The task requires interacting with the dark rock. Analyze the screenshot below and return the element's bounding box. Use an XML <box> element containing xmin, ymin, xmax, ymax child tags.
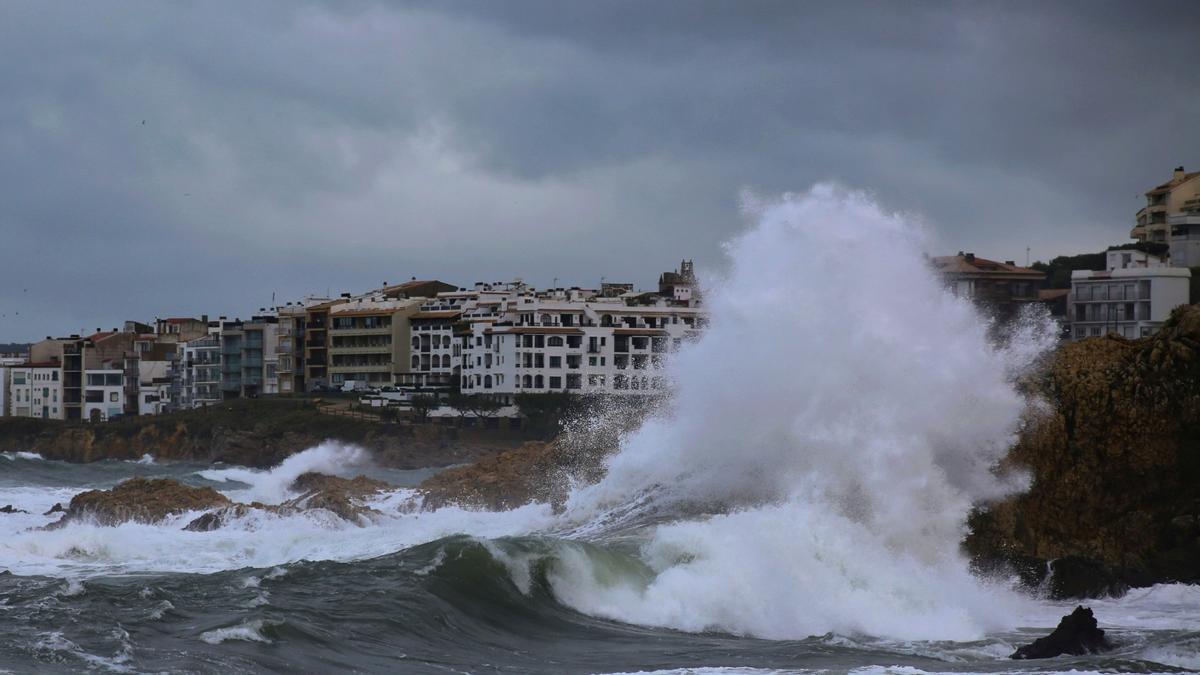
<box><xmin>182</xmin><ymin>511</ymin><xmax>224</xmax><ymax>532</ymax></box>
<box><xmin>1048</xmin><ymin>556</ymin><xmax>1128</xmax><ymax>600</ymax></box>
<box><xmin>1012</xmin><ymin>606</ymin><xmax>1112</xmax><ymax>659</ymax></box>
<box><xmin>43</xmin><ymin>503</ymin><xmax>63</xmax><ymax>515</ymax></box>
<box><xmin>180</xmin><ymin>474</ymin><xmax>397</xmax><ymax>532</ymax></box>
<box><xmin>0</xmin><ymin>504</ymin><xmax>29</xmax><ymax>514</ymax></box>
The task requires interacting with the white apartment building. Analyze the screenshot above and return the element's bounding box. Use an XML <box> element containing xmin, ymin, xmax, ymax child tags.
<box><xmin>1069</xmin><ymin>250</ymin><xmax>1191</xmax><ymax>339</ymax></box>
<box><xmin>83</xmin><ymin>368</ymin><xmax>125</xmax><ymax>421</ymax></box>
<box><xmin>181</xmin><ymin>334</ymin><xmax>222</xmax><ymax>408</ymax></box>
<box><xmin>0</xmin><ymin>356</ymin><xmax>23</xmax><ymax>416</ymax></box>
<box><xmin>457</xmin><ymin>284</ymin><xmax>704</xmax><ymax>398</ymax></box>
<box><xmin>8</xmin><ymin>364</ymin><xmax>64</xmax><ymax>419</ymax></box>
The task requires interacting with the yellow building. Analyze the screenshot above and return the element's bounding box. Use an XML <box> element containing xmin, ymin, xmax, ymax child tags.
<box><xmin>1132</xmin><ymin>166</ymin><xmax>1200</xmax><ymax>244</ymax></box>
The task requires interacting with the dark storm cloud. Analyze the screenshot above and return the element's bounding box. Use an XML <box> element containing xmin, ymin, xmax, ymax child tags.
<box><xmin>1</xmin><ymin>0</ymin><xmax>1198</xmax><ymax>341</ymax></box>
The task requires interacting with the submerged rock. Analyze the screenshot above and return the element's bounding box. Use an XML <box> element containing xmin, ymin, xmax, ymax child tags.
<box><xmin>45</xmin><ymin>477</ymin><xmax>231</xmax><ymax>528</ymax></box>
<box><xmin>0</xmin><ymin>504</ymin><xmax>30</xmax><ymax>514</ymax></box>
<box><xmin>1011</xmin><ymin>606</ymin><xmax>1112</xmax><ymax>659</ymax></box>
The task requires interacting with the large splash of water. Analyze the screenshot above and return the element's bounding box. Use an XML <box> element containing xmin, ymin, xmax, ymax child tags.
<box><xmin>549</xmin><ymin>185</ymin><xmax>1058</xmax><ymax>640</ymax></box>
<box><xmin>0</xmin><ymin>185</ymin><xmax>1062</xmax><ymax>643</ymax></box>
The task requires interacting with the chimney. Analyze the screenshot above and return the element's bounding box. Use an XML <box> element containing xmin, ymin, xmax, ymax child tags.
<box><xmin>965</xmin><ymin>253</ymin><xmax>975</xmax><ymax>263</ymax></box>
<box><xmin>1175</xmin><ymin>166</ymin><xmax>1187</xmax><ymax>181</ymax></box>
<box><xmin>1005</xmin><ymin>260</ymin><xmax>1015</xmax><ymax>266</ymax></box>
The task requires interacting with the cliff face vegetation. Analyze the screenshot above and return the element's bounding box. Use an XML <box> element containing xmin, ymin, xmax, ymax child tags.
<box><xmin>0</xmin><ymin>399</ymin><xmax>528</xmax><ymax>468</ymax></box>
<box><xmin>968</xmin><ymin>305</ymin><xmax>1200</xmax><ymax>594</ymax></box>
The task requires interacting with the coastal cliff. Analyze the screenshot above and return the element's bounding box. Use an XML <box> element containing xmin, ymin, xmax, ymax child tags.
<box><xmin>967</xmin><ymin>304</ymin><xmax>1200</xmax><ymax>595</ymax></box>
<box><xmin>0</xmin><ymin>399</ymin><xmax>529</xmax><ymax>469</ymax></box>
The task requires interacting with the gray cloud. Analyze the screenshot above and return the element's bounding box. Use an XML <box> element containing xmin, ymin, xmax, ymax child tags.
<box><xmin>1</xmin><ymin>0</ymin><xmax>1198</xmax><ymax>341</ymax></box>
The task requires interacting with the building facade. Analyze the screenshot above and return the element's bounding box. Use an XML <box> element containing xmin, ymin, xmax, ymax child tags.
<box><xmin>455</xmin><ymin>280</ymin><xmax>704</xmax><ymax>399</ymax></box>
<box><xmin>83</xmin><ymin>368</ymin><xmax>125</xmax><ymax>421</ymax></box>
<box><xmin>1132</xmin><ymin>166</ymin><xmax>1200</xmax><ymax>246</ymax></box>
<box><xmin>327</xmin><ymin>297</ymin><xmax>422</xmax><ymax>388</ymax></box>
<box><xmin>219</xmin><ymin>317</ymin><xmax>279</xmax><ymax>399</ymax></box>
<box><xmin>931</xmin><ymin>253</ymin><xmax>1046</xmax><ymax>322</ymax></box>
<box><xmin>1069</xmin><ymin>250</ymin><xmax>1191</xmax><ymax>339</ymax></box>
<box><xmin>180</xmin><ymin>334</ymin><xmax>221</xmax><ymax>408</ymax></box>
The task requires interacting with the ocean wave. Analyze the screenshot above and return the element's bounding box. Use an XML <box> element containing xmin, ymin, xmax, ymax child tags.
<box><xmin>200</xmin><ymin>619</ymin><xmax>278</xmax><ymax>644</ymax></box>
<box><xmin>198</xmin><ymin>442</ymin><xmax>371</xmax><ymax>504</ymax></box>
<box><xmin>1</xmin><ymin>451</ymin><xmax>45</xmax><ymax>461</ymax></box>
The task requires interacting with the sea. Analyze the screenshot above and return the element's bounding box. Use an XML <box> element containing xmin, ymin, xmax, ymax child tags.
<box><xmin>2</xmin><ymin>186</ymin><xmax>1197</xmax><ymax>673</ymax></box>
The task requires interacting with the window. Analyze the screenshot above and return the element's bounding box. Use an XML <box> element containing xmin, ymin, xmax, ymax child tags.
<box><xmin>110</xmin><ymin>392</ymin><xmax>119</xmax><ymax>402</ymax></box>
<box><xmin>549</xmin><ymin>356</ymin><xmax>562</xmax><ymax>368</ymax></box>
<box><xmin>549</xmin><ymin>376</ymin><xmax>562</xmax><ymax>389</ymax></box>
<box><xmin>547</xmin><ymin>336</ymin><xmax>564</xmax><ymax>347</ymax></box>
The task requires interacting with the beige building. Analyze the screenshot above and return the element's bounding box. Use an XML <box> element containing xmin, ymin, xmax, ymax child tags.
<box><xmin>303</xmin><ymin>279</ymin><xmax>457</xmax><ymax>391</ymax></box>
<box><xmin>327</xmin><ymin>297</ymin><xmax>423</xmax><ymax>388</ymax></box>
<box><xmin>1131</xmin><ymin>166</ymin><xmax>1200</xmax><ymax>245</ymax></box>
<box><xmin>931</xmin><ymin>253</ymin><xmax>1045</xmax><ymax>322</ymax></box>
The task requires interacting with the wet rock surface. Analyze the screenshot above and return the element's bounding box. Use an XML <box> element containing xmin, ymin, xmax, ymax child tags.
<box><xmin>43</xmin><ymin>473</ymin><xmax>397</xmax><ymax>531</ymax></box>
<box><xmin>418</xmin><ymin>438</ymin><xmax>609</xmax><ymax>511</ymax></box>
<box><xmin>1011</xmin><ymin>606</ymin><xmax>1112</xmax><ymax>659</ymax></box>
<box><xmin>967</xmin><ymin>305</ymin><xmax>1200</xmax><ymax>595</ymax></box>
<box><xmin>1</xmin><ymin>504</ymin><xmax>30</xmax><ymax>514</ymax></box>
<box><xmin>47</xmin><ymin>477</ymin><xmax>231</xmax><ymax>528</ymax></box>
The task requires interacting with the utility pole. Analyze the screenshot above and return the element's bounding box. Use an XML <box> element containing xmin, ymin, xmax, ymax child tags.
<box><xmin>1026</xmin><ymin>246</ymin><xmax>1031</xmax><ymax>267</ymax></box>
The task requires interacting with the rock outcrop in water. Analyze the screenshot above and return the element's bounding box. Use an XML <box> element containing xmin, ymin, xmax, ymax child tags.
<box><xmin>1011</xmin><ymin>606</ymin><xmax>1112</xmax><ymax>659</ymax></box>
<box><xmin>46</xmin><ymin>473</ymin><xmax>395</xmax><ymax>530</ymax></box>
<box><xmin>968</xmin><ymin>305</ymin><xmax>1200</xmax><ymax>596</ymax></box>
<box><xmin>47</xmin><ymin>477</ymin><xmax>232</xmax><ymax>528</ymax></box>
<box><xmin>418</xmin><ymin>438</ymin><xmax>609</xmax><ymax>511</ymax></box>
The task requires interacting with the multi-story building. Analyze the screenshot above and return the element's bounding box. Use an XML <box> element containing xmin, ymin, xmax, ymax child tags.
<box><xmin>180</xmin><ymin>334</ymin><xmax>221</xmax><ymax>408</ymax></box>
<box><xmin>83</xmin><ymin>367</ymin><xmax>125</xmax><ymax>421</ymax></box>
<box><xmin>218</xmin><ymin>316</ymin><xmax>279</xmax><ymax>399</ymax></box>
<box><xmin>455</xmin><ymin>273</ymin><xmax>705</xmax><ymax>400</ymax></box>
<box><xmin>327</xmin><ymin>296</ymin><xmax>423</xmax><ymax>389</ymax></box>
<box><xmin>1132</xmin><ymin>166</ymin><xmax>1200</xmax><ymax>246</ymax></box>
<box><xmin>274</xmin><ymin>302</ymin><xmax>313</xmax><ymax>395</ymax></box>
<box><xmin>931</xmin><ymin>253</ymin><xmax>1046</xmax><ymax>322</ymax></box>
<box><xmin>1069</xmin><ymin>250</ymin><xmax>1191</xmax><ymax>339</ymax></box>
<box><xmin>303</xmin><ymin>280</ymin><xmax>456</xmax><ymax>391</ymax></box>
<box><xmin>8</xmin><ymin>364</ymin><xmax>64</xmax><ymax>419</ymax></box>
<box><xmin>154</xmin><ymin>317</ymin><xmax>211</xmax><ymax>343</ymax></box>
<box><xmin>0</xmin><ymin>356</ymin><xmax>24</xmax><ymax>417</ymax></box>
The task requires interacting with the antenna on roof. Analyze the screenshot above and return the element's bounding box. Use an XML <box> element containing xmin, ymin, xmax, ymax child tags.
<box><xmin>1026</xmin><ymin>246</ymin><xmax>1030</xmax><ymax>267</ymax></box>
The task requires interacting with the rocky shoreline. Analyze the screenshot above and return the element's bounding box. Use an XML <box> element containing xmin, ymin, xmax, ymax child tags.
<box><xmin>0</xmin><ymin>398</ymin><xmax>533</xmax><ymax>469</ymax></box>
<box><xmin>3</xmin><ymin>308</ymin><xmax>1198</xmax><ymax>599</ymax></box>
<box><xmin>966</xmin><ymin>305</ymin><xmax>1200</xmax><ymax>597</ymax></box>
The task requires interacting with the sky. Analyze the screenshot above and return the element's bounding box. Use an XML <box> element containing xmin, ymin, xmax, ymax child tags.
<box><xmin>2</xmin><ymin>1</ymin><xmax>1198</xmax><ymax>342</ymax></box>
